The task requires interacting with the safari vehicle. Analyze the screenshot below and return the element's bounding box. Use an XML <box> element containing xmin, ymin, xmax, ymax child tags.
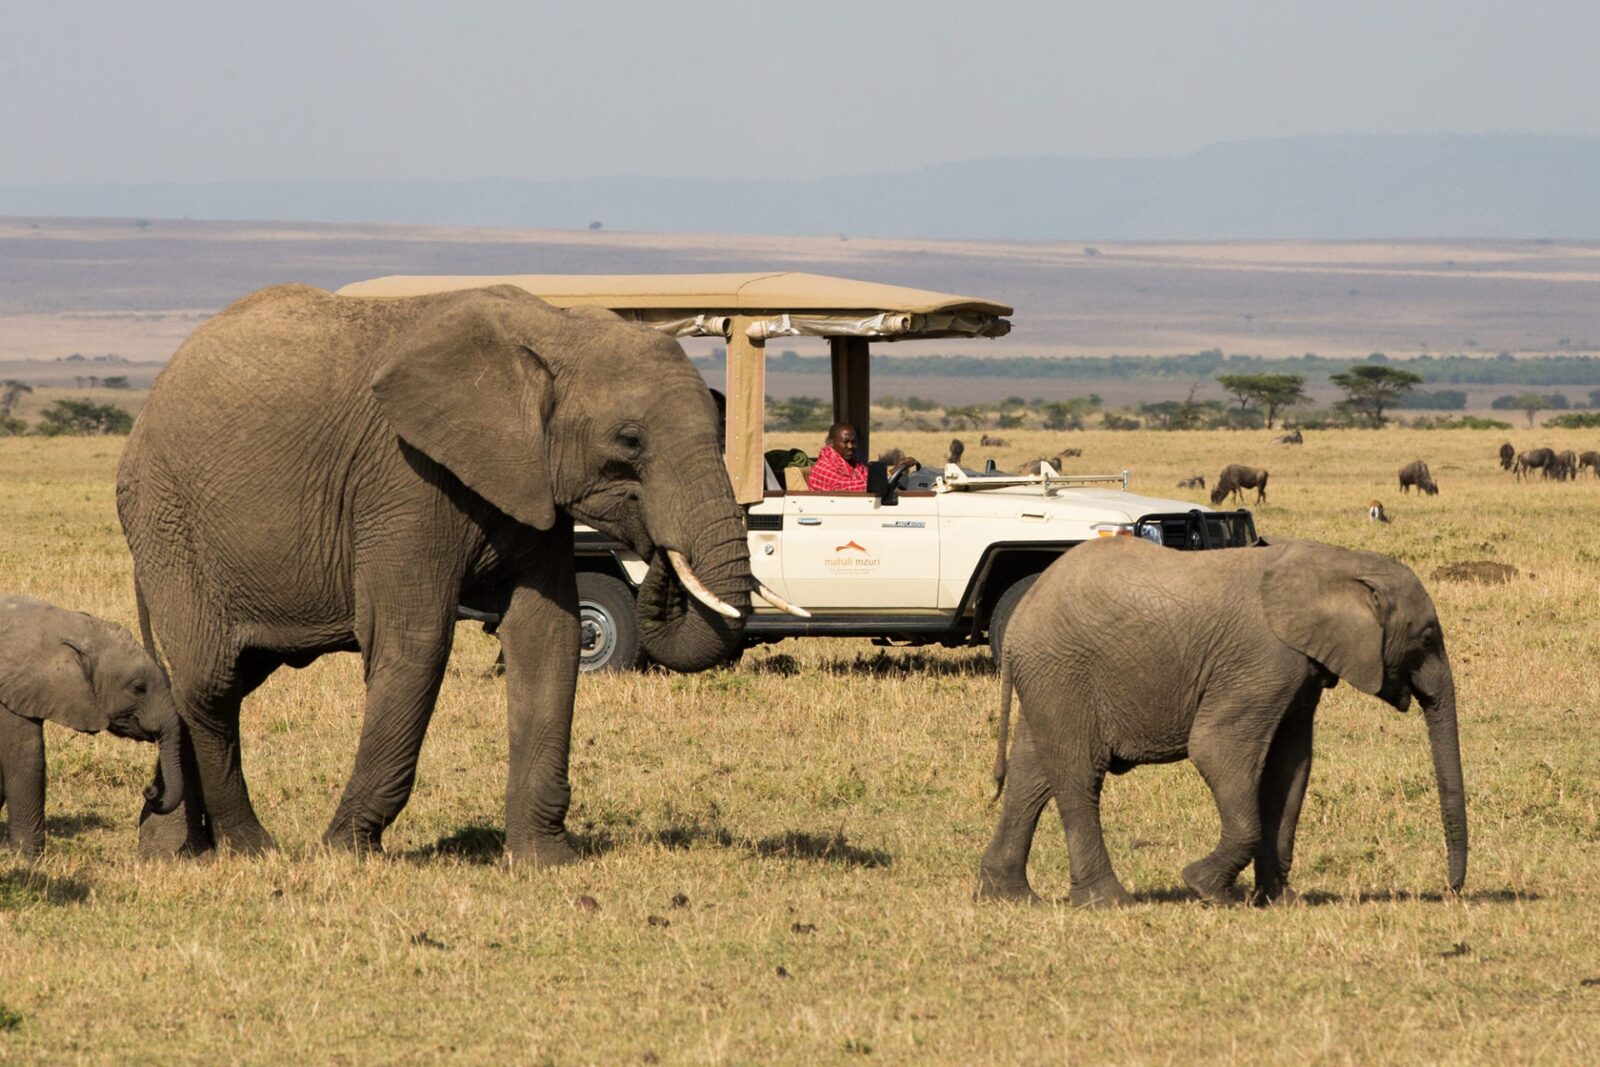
<box><xmin>336</xmin><ymin>272</ymin><xmax>1258</xmax><ymax>669</ymax></box>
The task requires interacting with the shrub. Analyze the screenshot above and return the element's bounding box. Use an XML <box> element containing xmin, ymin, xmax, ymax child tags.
<box><xmin>1547</xmin><ymin>411</ymin><xmax>1600</xmax><ymax>429</ymax></box>
<box><xmin>1409</xmin><ymin>414</ymin><xmax>1513</xmax><ymax>430</ymax></box>
<box><xmin>34</xmin><ymin>399</ymin><xmax>135</xmax><ymax>436</ymax></box>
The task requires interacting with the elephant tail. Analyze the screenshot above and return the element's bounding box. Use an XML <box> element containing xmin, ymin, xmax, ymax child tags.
<box><xmin>991</xmin><ymin>650</ymin><xmax>1014</xmax><ymax>801</ymax></box>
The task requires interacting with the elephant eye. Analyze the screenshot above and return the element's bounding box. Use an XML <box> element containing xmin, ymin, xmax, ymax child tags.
<box><xmin>129</xmin><ymin>679</ymin><xmax>148</xmax><ymax>696</ymax></box>
<box><xmin>616</xmin><ymin>427</ymin><xmax>645</xmax><ymax>456</ymax></box>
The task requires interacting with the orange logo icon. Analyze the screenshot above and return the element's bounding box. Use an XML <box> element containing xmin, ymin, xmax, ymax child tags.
<box><xmin>834</xmin><ymin>540</ymin><xmax>868</xmax><ymax>554</ymax></box>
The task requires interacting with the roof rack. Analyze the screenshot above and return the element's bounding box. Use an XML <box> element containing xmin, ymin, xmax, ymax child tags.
<box><xmin>939</xmin><ymin>463</ymin><xmax>1130</xmax><ymax>492</ymax></box>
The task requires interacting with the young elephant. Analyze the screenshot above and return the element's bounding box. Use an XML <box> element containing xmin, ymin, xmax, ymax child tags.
<box><xmin>0</xmin><ymin>596</ymin><xmax>184</xmax><ymax>858</ymax></box>
<box><xmin>978</xmin><ymin>538</ymin><xmax>1467</xmax><ymax>907</ymax></box>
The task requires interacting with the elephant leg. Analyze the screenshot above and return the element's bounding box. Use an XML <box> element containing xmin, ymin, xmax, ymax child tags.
<box><xmin>169</xmin><ymin>643</ymin><xmax>278</xmax><ymax>855</ymax></box>
<box><xmin>0</xmin><ymin>712</ymin><xmax>46</xmax><ymax>859</ymax></box>
<box><xmin>1253</xmin><ymin>704</ymin><xmax>1315</xmax><ymax>903</ymax></box>
<box><xmin>1183</xmin><ymin>717</ymin><xmax>1274</xmax><ymax>905</ymax></box>
<box><xmin>1052</xmin><ymin>749</ymin><xmax>1132</xmax><ymax>908</ymax></box>
<box><xmin>977</xmin><ymin>718</ymin><xmax>1051</xmax><ymax>902</ymax></box>
<box><xmin>499</xmin><ymin>559</ymin><xmax>582</xmax><ymax>868</ymax></box>
<box><xmin>323</xmin><ymin>613</ymin><xmax>455</xmax><ymax>853</ymax></box>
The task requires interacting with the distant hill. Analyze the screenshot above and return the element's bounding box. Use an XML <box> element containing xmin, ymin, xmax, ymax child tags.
<box><xmin>6</xmin><ymin>134</ymin><xmax>1600</xmax><ymax>240</ymax></box>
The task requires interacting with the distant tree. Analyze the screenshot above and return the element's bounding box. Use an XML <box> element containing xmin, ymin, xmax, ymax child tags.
<box><xmin>1215</xmin><ymin>373</ymin><xmax>1308</xmax><ymax>429</ymax></box>
<box><xmin>35</xmin><ymin>399</ymin><xmax>134</xmax><ymax>436</ymax></box>
<box><xmin>942</xmin><ymin>404</ymin><xmax>986</xmax><ymax>431</ymax></box>
<box><xmin>996</xmin><ymin>396</ymin><xmax>1029</xmax><ymax>429</ymax></box>
<box><xmin>1398</xmin><ymin>389</ymin><xmax>1468</xmax><ymax>411</ymax></box>
<box><xmin>101</xmin><ymin>375</ymin><xmax>130</xmax><ymax>389</ymax></box>
<box><xmin>1329</xmin><ymin>365</ymin><xmax>1423</xmax><ymax>427</ymax></box>
<box><xmin>588</xmin><ymin>221</ymin><xmax>603</xmax><ymax>231</ymax></box>
<box><xmin>1496</xmin><ymin>392</ymin><xmax>1554</xmax><ymax>428</ymax></box>
<box><xmin>0</xmin><ymin>380</ymin><xmax>31</xmax><ymax>419</ymax></box>
<box><xmin>1041</xmin><ymin>395</ymin><xmax>1101</xmax><ymax>431</ymax></box>
<box><xmin>1547</xmin><ymin>411</ymin><xmax>1600</xmax><ymax>429</ymax></box>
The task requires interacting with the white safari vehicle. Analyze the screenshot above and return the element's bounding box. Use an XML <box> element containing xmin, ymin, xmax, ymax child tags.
<box><xmin>337</xmin><ymin>272</ymin><xmax>1257</xmax><ymax>669</ymax></box>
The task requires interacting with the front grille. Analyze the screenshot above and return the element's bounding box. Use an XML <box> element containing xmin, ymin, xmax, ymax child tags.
<box><xmin>1135</xmin><ymin>509</ymin><xmax>1258</xmax><ymax>550</ymax></box>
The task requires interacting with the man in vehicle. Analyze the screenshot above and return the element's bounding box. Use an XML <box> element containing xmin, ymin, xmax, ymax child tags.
<box><xmin>806</xmin><ymin>422</ymin><xmax>921</xmax><ymax>491</ymax></box>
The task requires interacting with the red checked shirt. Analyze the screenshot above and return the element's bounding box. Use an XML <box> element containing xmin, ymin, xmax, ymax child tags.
<box><xmin>806</xmin><ymin>445</ymin><xmax>869</xmax><ymax>491</ymax></box>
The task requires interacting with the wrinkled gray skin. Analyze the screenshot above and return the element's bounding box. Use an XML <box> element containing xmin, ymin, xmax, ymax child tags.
<box><xmin>1398</xmin><ymin>460</ymin><xmax>1438</xmax><ymax>495</ymax></box>
<box><xmin>1210</xmin><ymin>464</ymin><xmax>1268</xmax><ymax>505</ymax></box>
<box><xmin>117</xmin><ymin>284</ymin><xmax>751</xmax><ymax>863</ymax></box>
<box><xmin>1498</xmin><ymin>441</ymin><xmax>1515</xmax><ymax>470</ymax></box>
<box><xmin>978</xmin><ymin>538</ymin><xmax>1467</xmax><ymax>907</ymax></box>
<box><xmin>0</xmin><ymin>596</ymin><xmax>183</xmax><ymax>858</ymax></box>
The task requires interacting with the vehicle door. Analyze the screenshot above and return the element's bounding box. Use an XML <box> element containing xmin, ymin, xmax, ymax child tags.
<box><xmin>780</xmin><ymin>488</ymin><xmax>940</xmax><ymax>610</ymax></box>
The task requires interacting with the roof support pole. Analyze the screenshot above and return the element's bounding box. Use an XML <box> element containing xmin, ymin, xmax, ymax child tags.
<box><xmin>830</xmin><ymin>337</ymin><xmax>871</xmax><ymax>460</ymax></box>
<box><xmin>726</xmin><ymin>317</ymin><xmax>766</xmax><ymax>505</ymax></box>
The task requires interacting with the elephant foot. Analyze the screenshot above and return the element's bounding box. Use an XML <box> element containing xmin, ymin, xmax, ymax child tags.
<box><xmin>504</xmin><ymin>832</ymin><xmax>581</xmax><ymax>869</ymax></box>
<box><xmin>214</xmin><ymin>822</ymin><xmax>278</xmax><ymax>857</ymax></box>
<box><xmin>1068</xmin><ymin>879</ymin><xmax>1134</xmax><ymax>908</ymax></box>
<box><xmin>1181</xmin><ymin>860</ymin><xmax>1245</xmax><ymax>906</ymax></box>
<box><xmin>975</xmin><ymin>865</ymin><xmax>1041</xmax><ymax>904</ymax></box>
<box><xmin>1250</xmin><ymin>881</ymin><xmax>1298</xmax><ymax>907</ymax></box>
<box><xmin>322</xmin><ymin>820</ymin><xmax>385</xmax><ymax>856</ymax></box>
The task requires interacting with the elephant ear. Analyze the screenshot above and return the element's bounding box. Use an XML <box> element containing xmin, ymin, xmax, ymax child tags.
<box><xmin>371</xmin><ymin>288</ymin><xmax>559</xmax><ymax>531</ymax></box>
<box><xmin>1260</xmin><ymin>544</ymin><xmax>1386</xmax><ymax>696</ymax></box>
<box><xmin>0</xmin><ymin>629</ymin><xmax>108</xmax><ymax>732</ymax></box>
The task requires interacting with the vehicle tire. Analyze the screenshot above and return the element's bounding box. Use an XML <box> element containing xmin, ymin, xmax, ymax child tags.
<box><xmin>987</xmin><ymin>573</ymin><xmax>1040</xmax><ymax>665</ymax></box>
<box><xmin>576</xmin><ymin>572</ymin><xmax>640</xmax><ymax>673</ymax></box>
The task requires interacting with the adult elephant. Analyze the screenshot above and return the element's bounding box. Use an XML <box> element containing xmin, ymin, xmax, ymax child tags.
<box><xmin>118</xmin><ymin>283</ymin><xmax>777</xmax><ymax>864</ymax></box>
<box><xmin>978</xmin><ymin>538</ymin><xmax>1466</xmax><ymax>907</ymax></box>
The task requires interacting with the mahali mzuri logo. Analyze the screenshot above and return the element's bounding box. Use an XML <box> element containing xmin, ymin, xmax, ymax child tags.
<box><xmin>825</xmin><ymin>540</ymin><xmax>879</xmax><ymax>569</ymax></box>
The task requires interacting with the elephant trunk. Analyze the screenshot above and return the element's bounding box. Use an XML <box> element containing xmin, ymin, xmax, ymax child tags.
<box><xmin>144</xmin><ymin>708</ymin><xmax>186</xmax><ymax>816</ymax></box>
<box><xmin>636</xmin><ymin>513</ymin><xmax>750</xmax><ymax>672</ymax></box>
<box><xmin>1416</xmin><ymin>662</ymin><xmax>1467</xmax><ymax>893</ymax></box>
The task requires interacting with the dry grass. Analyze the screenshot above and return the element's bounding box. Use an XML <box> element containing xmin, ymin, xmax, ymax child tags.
<box><xmin>1</xmin><ymin>429</ymin><xmax>1598</xmax><ymax>1065</ymax></box>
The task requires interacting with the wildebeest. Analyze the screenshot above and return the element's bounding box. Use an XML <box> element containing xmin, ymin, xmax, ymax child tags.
<box><xmin>1398</xmin><ymin>460</ymin><xmax>1438</xmax><ymax>495</ymax></box>
<box><xmin>979</xmin><ymin>433</ymin><xmax>1008</xmax><ymax>447</ymax></box>
<box><xmin>1580</xmin><ymin>450</ymin><xmax>1600</xmax><ymax>477</ymax></box>
<box><xmin>1176</xmin><ymin>474</ymin><xmax>1206</xmax><ymax>489</ymax></box>
<box><xmin>1210</xmin><ymin>464</ymin><xmax>1268</xmax><ymax>505</ymax></box>
<box><xmin>1554</xmin><ymin>449</ymin><xmax>1578</xmax><ymax>481</ymax></box>
<box><xmin>1056</xmin><ymin>447</ymin><xmax>1083</xmax><ymax>458</ymax></box>
<box><xmin>1020</xmin><ymin>451</ymin><xmax>1078</xmax><ymax>475</ymax></box>
<box><xmin>1514</xmin><ymin>447</ymin><xmax>1556</xmax><ymax>481</ymax></box>
<box><xmin>1274</xmin><ymin>429</ymin><xmax>1303</xmax><ymax>445</ymax></box>
<box><xmin>947</xmin><ymin>438</ymin><xmax>965</xmax><ymax>465</ymax></box>
<box><xmin>1498</xmin><ymin>441</ymin><xmax>1515</xmax><ymax>470</ymax></box>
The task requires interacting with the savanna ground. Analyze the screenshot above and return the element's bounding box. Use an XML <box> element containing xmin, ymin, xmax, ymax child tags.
<box><xmin>1</xmin><ymin>428</ymin><xmax>1597</xmax><ymax>1065</ymax></box>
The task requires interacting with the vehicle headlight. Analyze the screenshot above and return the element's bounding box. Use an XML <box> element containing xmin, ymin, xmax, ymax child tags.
<box><xmin>1138</xmin><ymin>524</ymin><xmax>1165</xmax><ymax>546</ymax></box>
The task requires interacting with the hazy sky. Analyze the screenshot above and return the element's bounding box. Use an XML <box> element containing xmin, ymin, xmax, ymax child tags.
<box><xmin>5</xmin><ymin>0</ymin><xmax>1598</xmax><ymax>184</ymax></box>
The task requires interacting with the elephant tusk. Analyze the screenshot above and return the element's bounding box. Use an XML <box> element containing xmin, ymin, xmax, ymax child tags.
<box><xmin>753</xmin><ymin>582</ymin><xmax>811</xmax><ymax>618</ymax></box>
<box><xmin>666</xmin><ymin>549</ymin><xmax>742</xmax><ymax>619</ymax></box>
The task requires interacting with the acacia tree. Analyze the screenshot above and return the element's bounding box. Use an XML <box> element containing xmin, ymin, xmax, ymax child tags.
<box><xmin>0</xmin><ymin>380</ymin><xmax>31</xmax><ymax>435</ymax></box>
<box><xmin>1215</xmin><ymin>373</ymin><xmax>1308</xmax><ymax>429</ymax></box>
<box><xmin>1329</xmin><ymin>365</ymin><xmax>1423</xmax><ymax>427</ymax></box>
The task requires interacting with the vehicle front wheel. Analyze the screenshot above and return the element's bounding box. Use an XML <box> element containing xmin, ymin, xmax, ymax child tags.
<box><xmin>577</xmin><ymin>572</ymin><xmax>641</xmax><ymax>673</ymax></box>
<box><xmin>987</xmin><ymin>573</ymin><xmax>1040</xmax><ymax>665</ymax></box>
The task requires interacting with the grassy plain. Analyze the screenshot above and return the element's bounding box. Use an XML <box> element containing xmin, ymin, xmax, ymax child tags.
<box><xmin>0</xmin><ymin>428</ymin><xmax>1597</xmax><ymax>1065</ymax></box>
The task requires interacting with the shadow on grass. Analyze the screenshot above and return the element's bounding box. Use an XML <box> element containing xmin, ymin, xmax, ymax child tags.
<box><xmin>0</xmin><ymin>867</ymin><xmax>91</xmax><ymax>908</ymax></box>
<box><xmin>1122</xmin><ymin>885</ymin><xmax>1539</xmax><ymax>907</ymax></box>
<box><xmin>45</xmin><ymin>811</ymin><xmax>116</xmax><ymax>838</ymax></box>
<box><xmin>411</xmin><ymin>820</ymin><xmax>892</xmax><ymax>869</ymax></box>
<box><xmin>817</xmin><ymin>650</ymin><xmax>995</xmax><ymax>678</ymax></box>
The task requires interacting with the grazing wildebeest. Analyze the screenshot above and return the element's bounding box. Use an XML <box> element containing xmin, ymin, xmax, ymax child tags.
<box><xmin>1554</xmin><ymin>449</ymin><xmax>1578</xmax><ymax>481</ymax></box>
<box><xmin>1498</xmin><ymin>441</ymin><xmax>1515</xmax><ymax>470</ymax></box>
<box><xmin>1274</xmin><ymin>429</ymin><xmax>1303</xmax><ymax>445</ymax></box>
<box><xmin>1399</xmin><ymin>460</ymin><xmax>1439</xmax><ymax>496</ymax></box>
<box><xmin>1020</xmin><ymin>451</ymin><xmax>1079</xmax><ymax>476</ymax></box>
<box><xmin>1580</xmin><ymin>450</ymin><xmax>1600</xmax><ymax>477</ymax></box>
<box><xmin>1056</xmin><ymin>447</ymin><xmax>1083</xmax><ymax>458</ymax></box>
<box><xmin>1176</xmin><ymin>475</ymin><xmax>1206</xmax><ymax>489</ymax></box>
<box><xmin>947</xmin><ymin>439</ymin><xmax>965</xmax><ymax>466</ymax></box>
<box><xmin>980</xmin><ymin>434</ymin><xmax>1008</xmax><ymax>447</ymax></box>
<box><xmin>1515</xmin><ymin>448</ymin><xmax>1556</xmax><ymax>482</ymax></box>
<box><xmin>1210</xmin><ymin>464</ymin><xmax>1268</xmax><ymax>505</ymax></box>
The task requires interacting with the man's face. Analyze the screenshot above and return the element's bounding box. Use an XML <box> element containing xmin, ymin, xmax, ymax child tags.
<box><xmin>832</xmin><ymin>426</ymin><xmax>858</xmax><ymax>462</ymax></box>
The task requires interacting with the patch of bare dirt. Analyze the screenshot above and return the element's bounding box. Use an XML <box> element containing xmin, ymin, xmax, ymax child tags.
<box><xmin>1431</xmin><ymin>560</ymin><xmax>1522</xmax><ymax>584</ymax></box>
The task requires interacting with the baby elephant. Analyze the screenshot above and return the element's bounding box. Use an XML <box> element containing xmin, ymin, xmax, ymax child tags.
<box><xmin>0</xmin><ymin>595</ymin><xmax>184</xmax><ymax>858</ymax></box>
<box><xmin>978</xmin><ymin>538</ymin><xmax>1467</xmax><ymax>907</ymax></box>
